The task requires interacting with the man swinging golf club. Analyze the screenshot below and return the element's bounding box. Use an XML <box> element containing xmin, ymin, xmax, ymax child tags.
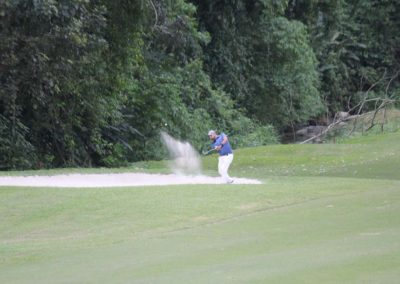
<box><xmin>208</xmin><ymin>130</ymin><xmax>234</xmax><ymax>184</ymax></box>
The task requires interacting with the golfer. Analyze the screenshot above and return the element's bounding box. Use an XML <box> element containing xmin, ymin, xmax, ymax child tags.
<box><xmin>208</xmin><ymin>130</ymin><xmax>234</xmax><ymax>184</ymax></box>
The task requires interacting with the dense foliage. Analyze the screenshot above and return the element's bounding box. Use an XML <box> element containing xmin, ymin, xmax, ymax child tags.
<box><xmin>1</xmin><ymin>0</ymin><xmax>399</xmax><ymax>169</ymax></box>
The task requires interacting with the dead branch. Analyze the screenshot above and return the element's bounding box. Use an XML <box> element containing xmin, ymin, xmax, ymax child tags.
<box><xmin>365</xmin><ymin>98</ymin><xmax>396</xmax><ymax>131</ymax></box>
<box><xmin>299</xmin><ymin>115</ymin><xmax>350</xmax><ymax>144</ymax></box>
<box><xmin>348</xmin><ymin>70</ymin><xmax>387</xmax><ymax>135</ymax></box>
<box><xmin>300</xmin><ymin>99</ymin><xmax>397</xmax><ymax>144</ymax></box>
<box><xmin>300</xmin><ymin>69</ymin><xmax>399</xmax><ymax>144</ymax></box>
<box><xmin>148</xmin><ymin>0</ymin><xmax>158</xmax><ymax>28</ymax></box>
<box><xmin>385</xmin><ymin>70</ymin><xmax>399</xmax><ymax>94</ymax></box>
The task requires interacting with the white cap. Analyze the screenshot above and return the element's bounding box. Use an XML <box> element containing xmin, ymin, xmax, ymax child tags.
<box><xmin>208</xmin><ymin>130</ymin><xmax>216</xmax><ymax>136</ymax></box>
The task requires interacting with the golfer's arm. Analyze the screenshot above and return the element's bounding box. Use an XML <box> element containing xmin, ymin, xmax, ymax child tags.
<box><xmin>214</xmin><ymin>135</ymin><xmax>226</xmax><ymax>148</ymax></box>
<box><xmin>221</xmin><ymin>135</ymin><xmax>228</xmax><ymax>145</ymax></box>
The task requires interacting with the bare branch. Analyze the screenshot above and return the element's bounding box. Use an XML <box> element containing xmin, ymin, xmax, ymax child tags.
<box><xmin>348</xmin><ymin>69</ymin><xmax>387</xmax><ymax>135</ymax></box>
<box><xmin>148</xmin><ymin>0</ymin><xmax>158</xmax><ymax>28</ymax></box>
<box><xmin>385</xmin><ymin>70</ymin><xmax>399</xmax><ymax>94</ymax></box>
<box><xmin>300</xmin><ymin>69</ymin><xmax>399</xmax><ymax>144</ymax></box>
<box><xmin>365</xmin><ymin>98</ymin><xmax>397</xmax><ymax>131</ymax></box>
<box><xmin>300</xmin><ymin>99</ymin><xmax>397</xmax><ymax>144</ymax></box>
<box><xmin>299</xmin><ymin>115</ymin><xmax>350</xmax><ymax>144</ymax></box>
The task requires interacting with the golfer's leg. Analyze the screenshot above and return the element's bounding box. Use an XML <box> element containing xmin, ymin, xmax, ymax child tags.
<box><xmin>218</xmin><ymin>156</ymin><xmax>228</xmax><ymax>182</ymax></box>
<box><xmin>225</xmin><ymin>154</ymin><xmax>234</xmax><ymax>182</ymax></box>
<box><xmin>218</xmin><ymin>156</ymin><xmax>233</xmax><ymax>183</ymax></box>
<box><xmin>218</xmin><ymin>156</ymin><xmax>222</xmax><ymax>176</ymax></box>
<box><xmin>218</xmin><ymin>157</ymin><xmax>225</xmax><ymax>179</ymax></box>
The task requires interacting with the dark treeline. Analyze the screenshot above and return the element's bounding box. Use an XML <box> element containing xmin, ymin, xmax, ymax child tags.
<box><xmin>1</xmin><ymin>0</ymin><xmax>399</xmax><ymax>169</ymax></box>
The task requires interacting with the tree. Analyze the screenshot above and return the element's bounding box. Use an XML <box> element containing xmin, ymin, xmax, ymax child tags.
<box><xmin>190</xmin><ymin>0</ymin><xmax>324</xmax><ymax>130</ymax></box>
<box><xmin>0</xmin><ymin>0</ymin><xmax>114</xmax><ymax>168</ymax></box>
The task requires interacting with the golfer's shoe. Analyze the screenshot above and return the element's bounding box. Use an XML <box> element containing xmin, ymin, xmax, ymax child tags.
<box><xmin>227</xmin><ymin>179</ymin><xmax>234</xmax><ymax>184</ymax></box>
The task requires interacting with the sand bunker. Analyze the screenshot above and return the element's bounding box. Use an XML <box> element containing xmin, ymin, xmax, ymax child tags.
<box><xmin>0</xmin><ymin>173</ymin><xmax>261</xmax><ymax>188</ymax></box>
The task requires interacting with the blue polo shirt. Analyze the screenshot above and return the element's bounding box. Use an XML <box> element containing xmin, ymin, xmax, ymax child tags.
<box><xmin>211</xmin><ymin>133</ymin><xmax>233</xmax><ymax>156</ymax></box>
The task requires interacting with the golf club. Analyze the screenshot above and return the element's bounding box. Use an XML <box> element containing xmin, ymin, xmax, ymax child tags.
<box><xmin>201</xmin><ymin>148</ymin><xmax>216</xmax><ymax>155</ymax></box>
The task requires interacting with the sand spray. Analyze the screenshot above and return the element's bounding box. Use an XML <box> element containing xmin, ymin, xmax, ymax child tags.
<box><xmin>161</xmin><ymin>131</ymin><xmax>202</xmax><ymax>175</ymax></box>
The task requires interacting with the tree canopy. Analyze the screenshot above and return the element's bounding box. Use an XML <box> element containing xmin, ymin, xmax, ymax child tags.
<box><xmin>1</xmin><ymin>0</ymin><xmax>399</xmax><ymax>169</ymax></box>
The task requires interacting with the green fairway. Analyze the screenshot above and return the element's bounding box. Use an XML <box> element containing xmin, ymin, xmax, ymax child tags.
<box><xmin>1</xmin><ymin>132</ymin><xmax>400</xmax><ymax>283</ymax></box>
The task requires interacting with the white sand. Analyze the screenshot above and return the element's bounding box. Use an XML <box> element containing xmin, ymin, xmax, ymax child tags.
<box><xmin>0</xmin><ymin>173</ymin><xmax>261</xmax><ymax>188</ymax></box>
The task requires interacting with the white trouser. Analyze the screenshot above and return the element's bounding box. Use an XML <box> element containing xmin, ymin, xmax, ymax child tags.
<box><xmin>218</xmin><ymin>154</ymin><xmax>234</xmax><ymax>183</ymax></box>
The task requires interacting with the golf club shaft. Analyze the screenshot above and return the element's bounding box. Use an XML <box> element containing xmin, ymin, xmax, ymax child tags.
<box><xmin>203</xmin><ymin>148</ymin><xmax>216</xmax><ymax>155</ymax></box>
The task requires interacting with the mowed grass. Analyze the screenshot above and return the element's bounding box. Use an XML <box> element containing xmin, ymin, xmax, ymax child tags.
<box><xmin>1</xmin><ymin>132</ymin><xmax>400</xmax><ymax>283</ymax></box>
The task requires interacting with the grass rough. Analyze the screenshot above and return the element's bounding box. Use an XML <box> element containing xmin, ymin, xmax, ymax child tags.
<box><xmin>1</xmin><ymin>132</ymin><xmax>399</xmax><ymax>283</ymax></box>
